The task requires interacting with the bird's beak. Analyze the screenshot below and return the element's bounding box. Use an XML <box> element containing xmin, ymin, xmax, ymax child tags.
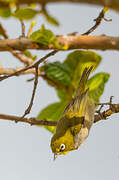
<box><xmin>54</xmin><ymin>153</ymin><xmax>58</xmax><ymax>160</ymax></box>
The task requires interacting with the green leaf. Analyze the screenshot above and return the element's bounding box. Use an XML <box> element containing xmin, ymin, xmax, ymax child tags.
<box><xmin>44</xmin><ymin>61</ymin><xmax>71</xmax><ymax>87</ymax></box>
<box><xmin>64</xmin><ymin>50</ymin><xmax>102</xmax><ymax>88</ymax></box>
<box><xmin>41</xmin><ymin>8</ymin><xmax>59</xmax><ymax>26</ymax></box>
<box><xmin>13</xmin><ymin>8</ymin><xmax>37</xmax><ymax>20</ymax></box>
<box><xmin>44</xmin><ymin>13</ymin><xmax>59</xmax><ymax>26</ymax></box>
<box><xmin>87</xmin><ymin>73</ymin><xmax>110</xmax><ymax>102</ymax></box>
<box><xmin>30</xmin><ymin>25</ymin><xmax>66</xmax><ymax>49</ymax></box>
<box><xmin>0</xmin><ymin>7</ymin><xmax>11</xmax><ymax>18</ymax></box>
<box><xmin>37</xmin><ymin>101</ymin><xmax>67</xmax><ymax>133</ymax></box>
<box><xmin>64</xmin><ymin>50</ymin><xmax>101</xmax><ymax>71</ymax></box>
<box><xmin>41</xmin><ymin>51</ymin><xmax>102</xmax><ymax>101</ymax></box>
<box><xmin>30</xmin><ymin>25</ymin><xmax>57</xmax><ymax>45</ymax></box>
<box><xmin>56</xmin><ymin>89</ymin><xmax>67</xmax><ymax>101</ymax></box>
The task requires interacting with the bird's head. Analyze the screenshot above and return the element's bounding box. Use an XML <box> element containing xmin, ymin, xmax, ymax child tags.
<box><xmin>50</xmin><ymin>129</ymin><xmax>75</xmax><ymax>159</ymax></box>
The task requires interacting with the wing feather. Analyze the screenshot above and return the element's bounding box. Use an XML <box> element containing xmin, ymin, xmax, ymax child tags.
<box><xmin>63</xmin><ymin>88</ymin><xmax>89</xmax><ymax>119</ymax></box>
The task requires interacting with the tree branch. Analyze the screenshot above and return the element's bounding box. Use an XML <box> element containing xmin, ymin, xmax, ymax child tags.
<box><xmin>9</xmin><ymin>51</ymin><xmax>34</xmax><ymax>66</ymax></box>
<box><xmin>0</xmin><ymin>66</ymin><xmax>40</xmax><ymax>76</ymax></box>
<box><xmin>0</xmin><ymin>0</ymin><xmax>119</xmax><ymax>10</ymax></box>
<box><xmin>94</xmin><ymin>103</ymin><xmax>119</xmax><ymax>123</ymax></box>
<box><xmin>0</xmin><ymin>35</ymin><xmax>119</xmax><ymax>51</ymax></box>
<box><xmin>0</xmin><ymin>50</ymin><xmax>58</xmax><ymax>81</ymax></box>
<box><xmin>21</xmin><ymin>66</ymin><xmax>39</xmax><ymax>118</ymax></box>
<box><xmin>20</xmin><ymin>50</ymin><xmax>58</xmax><ymax>118</ymax></box>
<box><xmin>0</xmin><ymin>103</ymin><xmax>119</xmax><ymax>126</ymax></box>
<box><xmin>20</xmin><ymin>20</ymin><xmax>25</xmax><ymax>37</ymax></box>
<box><xmin>82</xmin><ymin>7</ymin><xmax>111</xmax><ymax>36</ymax></box>
<box><xmin>0</xmin><ymin>114</ymin><xmax>57</xmax><ymax>126</ymax></box>
<box><xmin>0</xmin><ymin>23</ymin><xmax>34</xmax><ymax>66</ymax></box>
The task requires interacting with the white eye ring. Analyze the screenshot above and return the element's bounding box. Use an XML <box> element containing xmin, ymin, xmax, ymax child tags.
<box><xmin>60</xmin><ymin>144</ymin><xmax>65</xmax><ymax>152</ymax></box>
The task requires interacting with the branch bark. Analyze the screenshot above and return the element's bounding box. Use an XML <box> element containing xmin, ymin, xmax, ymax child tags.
<box><xmin>94</xmin><ymin>103</ymin><xmax>119</xmax><ymax>123</ymax></box>
<box><xmin>0</xmin><ymin>103</ymin><xmax>119</xmax><ymax>126</ymax></box>
<box><xmin>10</xmin><ymin>51</ymin><xmax>34</xmax><ymax>66</ymax></box>
<box><xmin>0</xmin><ymin>66</ymin><xmax>40</xmax><ymax>76</ymax></box>
<box><xmin>0</xmin><ymin>35</ymin><xmax>119</xmax><ymax>51</ymax></box>
<box><xmin>0</xmin><ymin>114</ymin><xmax>57</xmax><ymax>126</ymax></box>
<box><xmin>0</xmin><ymin>23</ymin><xmax>34</xmax><ymax>66</ymax></box>
<box><xmin>1</xmin><ymin>0</ymin><xmax>119</xmax><ymax>10</ymax></box>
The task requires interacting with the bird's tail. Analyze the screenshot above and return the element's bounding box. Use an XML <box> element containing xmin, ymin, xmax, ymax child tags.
<box><xmin>74</xmin><ymin>66</ymin><xmax>93</xmax><ymax>98</ymax></box>
<box><xmin>63</xmin><ymin>66</ymin><xmax>93</xmax><ymax>118</ymax></box>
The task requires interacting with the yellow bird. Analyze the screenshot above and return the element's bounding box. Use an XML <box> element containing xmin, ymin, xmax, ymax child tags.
<box><xmin>50</xmin><ymin>66</ymin><xmax>96</xmax><ymax>159</ymax></box>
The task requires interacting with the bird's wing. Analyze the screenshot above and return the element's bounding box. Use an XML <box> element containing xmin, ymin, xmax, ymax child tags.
<box><xmin>63</xmin><ymin>88</ymin><xmax>89</xmax><ymax>119</ymax></box>
<box><xmin>59</xmin><ymin>89</ymin><xmax>89</xmax><ymax>136</ymax></box>
<box><xmin>74</xmin><ymin>66</ymin><xmax>93</xmax><ymax>97</ymax></box>
<box><xmin>63</xmin><ymin>66</ymin><xmax>93</xmax><ymax>119</ymax></box>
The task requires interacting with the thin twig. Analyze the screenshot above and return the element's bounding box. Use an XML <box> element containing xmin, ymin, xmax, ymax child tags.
<box><xmin>0</xmin><ymin>23</ymin><xmax>33</xmax><ymax>65</ymax></box>
<box><xmin>0</xmin><ymin>24</ymin><xmax>8</xmax><ymax>39</ymax></box>
<box><xmin>0</xmin><ymin>114</ymin><xmax>57</xmax><ymax>126</ymax></box>
<box><xmin>0</xmin><ymin>50</ymin><xmax>58</xmax><ymax>81</ymax></box>
<box><xmin>20</xmin><ymin>20</ymin><xmax>25</xmax><ymax>37</ymax></box>
<box><xmin>0</xmin><ymin>23</ymin><xmax>58</xmax><ymax>118</ymax></box>
<box><xmin>22</xmin><ymin>66</ymin><xmax>39</xmax><ymax>118</ymax></box>
<box><xmin>34</xmin><ymin>50</ymin><xmax>58</xmax><ymax>67</ymax></box>
<box><xmin>0</xmin><ymin>66</ymin><xmax>41</xmax><ymax>76</ymax></box>
<box><xmin>21</xmin><ymin>50</ymin><xmax>58</xmax><ymax>118</ymax></box>
<box><xmin>94</xmin><ymin>103</ymin><xmax>119</xmax><ymax>123</ymax></box>
<box><xmin>82</xmin><ymin>7</ymin><xmax>111</xmax><ymax>35</ymax></box>
<box><xmin>9</xmin><ymin>50</ymin><xmax>34</xmax><ymax>66</ymax></box>
<box><xmin>0</xmin><ymin>50</ymin><xmax>58</xmax><ymax>119</ymax></box>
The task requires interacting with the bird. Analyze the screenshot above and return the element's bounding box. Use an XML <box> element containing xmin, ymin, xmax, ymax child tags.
<box><xmin>50</xmin><ymin>66</ymin><xmax>96</xmax><ymax>159</ymax></box>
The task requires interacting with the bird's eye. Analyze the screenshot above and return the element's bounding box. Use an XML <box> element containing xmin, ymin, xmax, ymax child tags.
<box><xmin>60</xmin><ymin>144</ymin><xmax>65</xmax><ymax>152</ymax></box>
